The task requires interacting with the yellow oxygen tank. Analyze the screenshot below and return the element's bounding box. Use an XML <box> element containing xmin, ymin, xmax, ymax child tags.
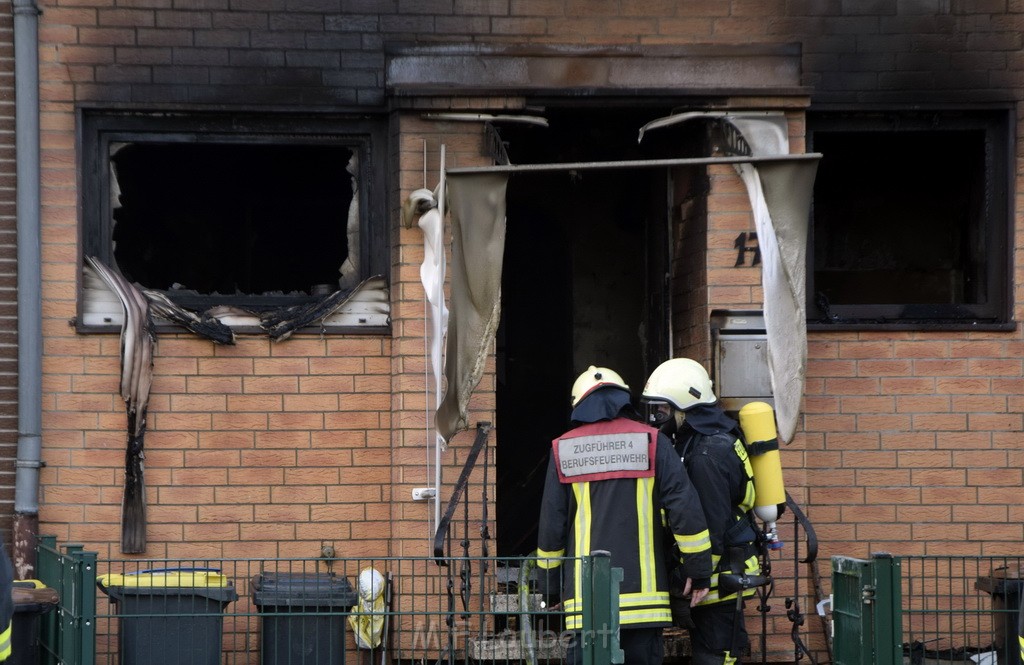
<box><xmin>739</xmin><ymin>401</ymin><xmax>787</xmax><ymax>549</ymax></box>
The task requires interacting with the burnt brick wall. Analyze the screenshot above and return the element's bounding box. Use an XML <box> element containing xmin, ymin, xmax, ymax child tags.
<box><xmin>777</xmin><ymin>0</ymin><xmax>1019</xmax><ymax>105</ymax></box>
<box><xmin>34</xmin><ymin>2</ymin><xmax>1024</xmax><ymax>109</ymax></box>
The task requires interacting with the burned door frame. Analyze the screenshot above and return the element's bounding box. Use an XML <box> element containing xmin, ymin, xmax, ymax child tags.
<box><xmin>387</xmin><ymin>42</ymin><xmax>811</xmax><ymax>554</ymax></box>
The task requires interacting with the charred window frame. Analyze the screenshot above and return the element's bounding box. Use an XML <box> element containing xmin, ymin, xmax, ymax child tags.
<box><xmin>78</xmin><ymin>110</ymin><xmax>388</xmax><ymax>333</ymax></box>
<box><xmin>806</xmin><ymin>109</ymin><xmax>1013</xmax><ymax>330</ymax></box>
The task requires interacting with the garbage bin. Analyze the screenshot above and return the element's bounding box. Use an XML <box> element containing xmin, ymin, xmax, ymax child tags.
<box><xmin>251</xmin><ymin>572</ymin><xmax>357</xmax><ymax>665</ymax></box>
<box><xmin>97</xmin><ymin>568</ymin><xmax>239</xmax><ymax>665</ymax></box>
<box><xmin>976</xmin><ymin>567</ymin><xmax>1024</xmax><ymax>665</ymax></box>
<box><xmin>11</xmin><ymin>580</ymin><xmax>59</xmax><ymax>665</ymax></box>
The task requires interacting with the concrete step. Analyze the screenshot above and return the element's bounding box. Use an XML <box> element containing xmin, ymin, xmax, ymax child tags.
<box><xmin>663</xmin><ymin>627</ymin><xmax>692</xmax><ymax>658</ymax></box>
<box><xmin>489</xmin><ymin>591</ymin><xmax>545</xmax><ymax>613</ymax></box>
<box><xmin>469</xmin><ymin>632</ymin><xmax>567</xmax><ymax>661</ymax></box>
<box><xmin>469</xmin><ymin>629</ymin><xmax>691</xmax><ymax>661</ymax></box>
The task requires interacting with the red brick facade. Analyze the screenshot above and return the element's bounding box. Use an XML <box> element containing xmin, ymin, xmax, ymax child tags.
<box><xmin>1</xmin><ymin>1</ymin><xmax>1019</xmax><ymax>662</ymax></box>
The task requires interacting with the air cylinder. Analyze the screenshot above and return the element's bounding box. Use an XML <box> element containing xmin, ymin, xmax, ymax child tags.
<box><xmin>739</xmin><ymin>401</ymin><xmax>787</xmax><ymax>547</ymax></box>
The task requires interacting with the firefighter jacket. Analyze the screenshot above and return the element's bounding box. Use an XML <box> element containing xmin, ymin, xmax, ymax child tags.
<box><xmin>537</xmin><ymin>391</ymin><xmax>713</xmax><ymax>630</ymax></box>
<box><xmin>0</xmin><ymin>543</ymin><xmax>12</xmax><ymax>661</ymax></box>
<box><xmin>673</xmin><ymin>405</ymin><xmax>759</xmax><ymax>607</ymax></box>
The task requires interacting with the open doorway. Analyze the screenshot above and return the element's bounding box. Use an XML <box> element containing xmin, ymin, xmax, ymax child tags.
<box><xmin>494</xmin><ymin>106</ymin><xmax>705</xmax><ymax>556</ymax></box>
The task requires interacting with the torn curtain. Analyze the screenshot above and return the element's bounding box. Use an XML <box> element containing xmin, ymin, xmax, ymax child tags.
<box><xmin>85</xmin><ymin>257</ymin><xmax>154</xmax><ymax>553</ymax></box>
<box><xmin>728</xmin><ymin>117</ymin><xmax>819</xmax><ymax>444</ymax></box>
<box><xmin>435</xmin><ymin>173</ymin><xmax>509</xmax><ymax>444</ymax></box>
<box><xmin>415</xmin><ymin>186</ymin><xmax>448</xmax><ymax>451</ymax></box>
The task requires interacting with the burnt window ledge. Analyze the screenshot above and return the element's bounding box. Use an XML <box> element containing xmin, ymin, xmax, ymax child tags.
<box><xmin>80</xmin><ymin>269</ymin><xmax>390</xmax><ymax>336</ymax></box>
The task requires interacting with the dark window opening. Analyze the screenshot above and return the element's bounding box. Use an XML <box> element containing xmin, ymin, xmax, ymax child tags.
<box><xmin>79</xmin><ymin>111</ymin><xmax>389</xmax><ymax>329</ymax></box>
<box><xmin>111</xmin><ymin>143</ymin><xmax>356</xmax><ymax>298</ymax></box>
<box><xmin>807</xmin><ymin>110</ymin><xmax>1011</xmax><ymax>327</ymax></box>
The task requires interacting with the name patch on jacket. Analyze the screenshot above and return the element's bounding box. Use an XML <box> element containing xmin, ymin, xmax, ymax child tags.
<box><xmin>554</xmin><ymin>432</ymin><xmax>653</xmax><ymax>483</ymax></box>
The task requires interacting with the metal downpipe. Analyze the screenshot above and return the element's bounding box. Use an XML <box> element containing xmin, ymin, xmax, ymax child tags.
<box><xmin>12</xmin><ymin>0</ymin><xmax>42</xmax><ymax>578</ymax></box>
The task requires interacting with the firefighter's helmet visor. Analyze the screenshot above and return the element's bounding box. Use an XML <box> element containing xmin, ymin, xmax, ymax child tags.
<box><xmin>644</xmin><ymin>400</ymin><xmax>674</xmax><ymax>428</ymax></box>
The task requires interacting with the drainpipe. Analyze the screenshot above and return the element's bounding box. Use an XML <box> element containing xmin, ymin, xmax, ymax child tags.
<box><xmin>12</xmin><ymin>0</ymin><xmax>42</xmax><ymax>578</ymax></box>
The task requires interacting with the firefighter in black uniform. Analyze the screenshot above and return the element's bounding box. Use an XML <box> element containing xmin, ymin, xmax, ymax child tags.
<box><xmin>537</xmin><ymin>365</ymin><xmax>713</xmax><ymax>665</ymax></box>
<box><xmin>0</xmin><ymin>542</ymin><xmax>13</xmax><ymax>661</ymax></box>
<box><xmin>642</xmin><ymin>358</ymin><xmax>762</xmax><ymax>665</ymax></box>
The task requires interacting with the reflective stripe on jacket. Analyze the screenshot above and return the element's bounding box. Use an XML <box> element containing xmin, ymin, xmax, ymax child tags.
<box><xmin>0</xmin><ymin>543</ymin><xmax>12</xmax><ymax>662</ymax></box>
<box><xmin>0</xmin><ymin>619</ymin><xmax>10</xmax><ymax>661</ymax></box>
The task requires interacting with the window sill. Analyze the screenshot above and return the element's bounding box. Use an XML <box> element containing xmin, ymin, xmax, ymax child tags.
<box><xmin>76</xmin><ymin>321</ymin><xmax>391</xmax><ymax>336</ymax></box>
<box><xmin>807</xmin><ymin>321</ymin><xmax>1017</xmax><ymax>333</ymax></box>
<box><xmin>78</xmin><ymin>274</ymin><xmax>391</xmax><ymax>337</ymax></box>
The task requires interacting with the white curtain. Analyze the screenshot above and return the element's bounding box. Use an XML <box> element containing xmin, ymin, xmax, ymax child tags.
<box><xmin>415</xmin><ymin>185</ymin><xmax>448</xmax><ymax>450</ymax></box>
<box><xmin>728</xmin><ymin>117</ymin><xmax>819</xmax><ymax>443</ymax></box>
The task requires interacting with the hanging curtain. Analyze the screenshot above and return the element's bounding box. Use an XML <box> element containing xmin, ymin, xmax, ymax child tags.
<box><xmin>728</xmin><ymin>116</ymin><xmax>819</xmax><ymax>443</ymax></box>
<box><xmin>435</xmin><ymin>172</ymin><xmax>509</xmax><ymax>444</ymax></box>
<box><xmin>410</xmin><ymin>184</ymin><xmax>448</xmax><ymax>450</ymax></box>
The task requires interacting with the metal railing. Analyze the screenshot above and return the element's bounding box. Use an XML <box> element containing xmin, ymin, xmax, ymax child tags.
<box><xmin>902</xmin><ymin>555</ymin><xmax>1024</xmax><ymax>665</ymax></box>
<box><xmin>832</xmin><ymin>554</ymin><xmax>1024</xmax><ymax>665</ymax></box>
<box><xmin>429</xmin><ymin>422</ymin><xmax>831</xmax><ymax>665</ymax></box>
<box><xmin>31</xmin><ymin>417</ymin><xmax>828</xmax><ymax>665</ymax></box>
<box><xmin>35</xmin><ymin>536</ymin><xmax>625</xmax><ymax>665</ymax></box>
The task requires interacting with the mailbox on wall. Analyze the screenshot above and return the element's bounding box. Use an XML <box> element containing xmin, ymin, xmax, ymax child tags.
<box><xmin>710</xmin><ymin>310</ymin><xmax>773</xmax><ymax>413</ymax></box>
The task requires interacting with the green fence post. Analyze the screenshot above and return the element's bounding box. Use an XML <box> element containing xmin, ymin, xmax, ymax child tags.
<box><xmin>60</xmin><ymin>545</ymin><xmax>82</xmax><ymax>665</ymax></box>
<box><xmin>580</xmin><ymin>551</ymin><xmax>623</xmax><ymax>665</ymax></box>
<box><xmin>36</xmin><ymin>535</ymin><xmax>59</xmax><ymax>665</ymax></box>
<box><xmin>581</xmin><ymin>554</ymin><xmax>594</xmax><ymax>665</ymax></box>
<box><xmin>36</xmin><ymin>535</ymin><xmax>57</xmax><ymax>583</ymax></box>
<box><xmin>870</xmin><ymin>553</ymin><xmax>902</xmax><ymax>665</ymax></box>
<box><xmin>73</xmin><ymin>549</ymin><xmax>97</xmax><ymax>665</ymax></box>
<box><xmin>55</xmin><ymin>544</ymin><xmax>97</xmax><ymax>665</ymax></box>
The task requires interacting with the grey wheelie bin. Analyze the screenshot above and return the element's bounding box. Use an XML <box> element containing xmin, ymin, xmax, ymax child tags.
<box><xmin>251</xmin><ymin>572</ymin><xmax>357</xmax><ymax>665</ymax></box>
<box><xmin>98</xmin><ymin>568</ymin><xmax>239</xmax><ymax>665</ymax></box>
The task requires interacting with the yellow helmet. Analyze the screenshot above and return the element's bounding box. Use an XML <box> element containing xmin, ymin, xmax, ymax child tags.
<box><xmin>570</xmin><ymin>365</ymin><xmax>629</xmax><ymax>407</ymax></box>
<box><xmin>641</xmin><ymin>358</ymin><xmax>717</xmax><ymax>412</ymax></box>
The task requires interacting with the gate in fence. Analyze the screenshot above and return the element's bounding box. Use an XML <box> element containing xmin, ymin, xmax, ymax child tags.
<box><xmin>833</xmin><ymin>553</ymin><xmax>1024</xmax><ymax>665</ymax></box>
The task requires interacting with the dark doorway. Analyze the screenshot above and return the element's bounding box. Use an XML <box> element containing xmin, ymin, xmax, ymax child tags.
<box><xmin>494</xmin><ymin>106</ymin><xmax>696</xmax><ymax>556</ymax></box>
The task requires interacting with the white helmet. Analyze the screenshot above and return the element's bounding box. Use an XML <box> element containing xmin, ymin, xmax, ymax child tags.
<box><xmin>571</xmin><ymin>365</ymin><xmax>629</xmax><ymax>407</ymax></box>
<box><xmin>642</xmin><ymin>358</ymin><xmax>717</xmax><ymax>412</ymax></box>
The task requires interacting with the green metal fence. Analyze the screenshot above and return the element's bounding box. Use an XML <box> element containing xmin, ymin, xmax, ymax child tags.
<box><xmin>38</xmin><ymin>536</ymin><xmax>97</xmax><ymax>665</ymax></box>
<box><xmin>833</xmin><ymin>554</ymin><xmax>1024</xmax><ymax>665</ymax></box>
<box><xmin>34</xmin><ymin>536</ymin><xmax>623</xmax><ymax>665</ymax></box>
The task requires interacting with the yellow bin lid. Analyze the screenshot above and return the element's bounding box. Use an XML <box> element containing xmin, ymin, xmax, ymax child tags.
<box><xmin>13</xmin><ymin>579</ymin><xmax>45</xmax><ymax>589</ymax></box>
<box><xmin>98</xmin><ymin>569</ymin><xmax>230</xmax><ymax>588</ymax></box>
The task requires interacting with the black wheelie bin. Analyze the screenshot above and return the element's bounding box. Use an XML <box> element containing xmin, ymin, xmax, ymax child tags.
<box><xmin>97</xmin><ymin>568</ymin><xmax>239</xmax><ymax>665</ymax></box>
<box><xmin>251</xmin><ymin>572</ymin><xmax>357</xmax><ymax>665</ymax></box>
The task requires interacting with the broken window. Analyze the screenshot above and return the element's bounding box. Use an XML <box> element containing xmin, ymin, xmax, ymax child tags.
<box><xmin>79</xmin><ymin>111</ymin><xmax>389</xmax><ymax>332</ymax></box>
<box><xmin>807</xmin><ymin>110</ymin><xmax>1010</xmax><ymax>327</ymax></box>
